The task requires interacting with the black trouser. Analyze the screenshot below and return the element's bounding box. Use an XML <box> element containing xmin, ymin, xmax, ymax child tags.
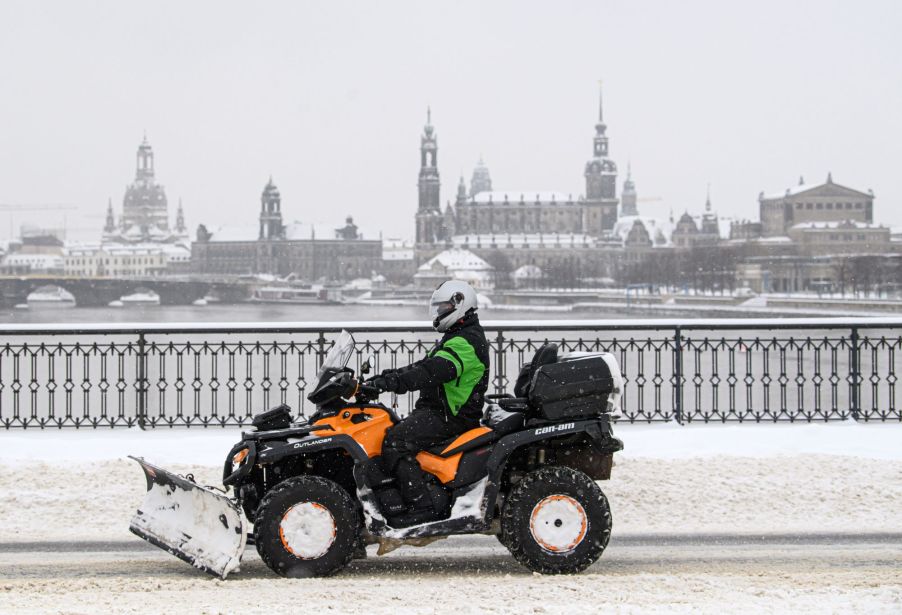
<box><xmin>380</xmin><ymin>407</ymin><xmax>480</xmax><ymax>508</ymax></box>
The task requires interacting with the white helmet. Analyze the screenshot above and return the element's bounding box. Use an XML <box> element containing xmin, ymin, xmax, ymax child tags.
<box><xmin>429</xmin><ymin>280</ymin><xmax>478</xmax><ymax>332</ymax></box>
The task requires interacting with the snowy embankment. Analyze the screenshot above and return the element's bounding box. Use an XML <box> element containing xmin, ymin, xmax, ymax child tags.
<box><xmin>1</xmin><ymin>422</ymin><xmax>900</xmax><ymax>542</ymax></box>
<box><xmin>1</xmin><ymin>422</ymin><xmax>901</xmax><ymax>614</ymax></box>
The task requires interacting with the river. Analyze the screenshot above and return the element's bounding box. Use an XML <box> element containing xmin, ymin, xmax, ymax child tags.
<box><xmin>0</xmin><ymin>302</ymin><xmax>634</xmax><ymax>325</ymax></box>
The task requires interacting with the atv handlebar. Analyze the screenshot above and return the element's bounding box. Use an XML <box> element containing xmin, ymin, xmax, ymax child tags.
<box><xmin>356</xmin><ymin>382</ymin><xmax>382</xmax><ymax>399</ymax></box>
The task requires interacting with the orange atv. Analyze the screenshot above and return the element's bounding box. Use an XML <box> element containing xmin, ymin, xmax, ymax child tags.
<box><xmin>130</xmin><ymin>331</ymin><xmax>624</xmax><ymax>579</ymax></box>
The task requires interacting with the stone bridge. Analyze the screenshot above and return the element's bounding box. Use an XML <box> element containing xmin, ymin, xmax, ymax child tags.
<box><xmin>0</xmin><ymin>276</ymin><xmax>252</xmax><ymax>308</ymax></box>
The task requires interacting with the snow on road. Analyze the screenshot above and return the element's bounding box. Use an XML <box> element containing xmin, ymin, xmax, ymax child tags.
<box><xmin>1</xmin><ymin>537</ymin><xmax>900</xmax><ymax>614</ymax></box>
<box><xmin>0</xmin><ymin>422</ymin><xmax>900</xmax><ymax>612</ymax></box>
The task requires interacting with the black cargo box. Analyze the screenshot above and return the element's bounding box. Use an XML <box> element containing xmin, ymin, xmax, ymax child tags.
<box><xmin>528</xmin><ymin>355</ymin><xmax>616</xmax><ymax>420</ymax></box>
<box><xmin>252</xmin><ymin>404</ymin><xmax>293</xmax><ymax>431</ymax></box>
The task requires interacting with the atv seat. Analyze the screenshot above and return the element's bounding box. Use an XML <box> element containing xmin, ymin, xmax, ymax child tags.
<box><xmin>423</xmin><ymin>426</ymin><xmax>497</xmax><ymax>457</ymax></box>
<box><xmin>482</xmin><ymin>404</ymin><xmax>525</xmax><ymax>435</ymax></box>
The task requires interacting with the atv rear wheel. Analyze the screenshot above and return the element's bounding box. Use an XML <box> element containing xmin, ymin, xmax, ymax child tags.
<box><xmin>254</xmin><ymin>475</ymin><xmax>360</xmax><ymax>578</ymax></box>
<box><xmin>500</xmin><ymin>466</ymin><xmax>611</xmax><ymax>574</ymax></box>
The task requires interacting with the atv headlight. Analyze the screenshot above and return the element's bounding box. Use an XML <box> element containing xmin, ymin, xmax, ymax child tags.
<box><xmin>231</xmin><ymin>448</ymin><xmax>249</xmax><ymax>472</ymax></box>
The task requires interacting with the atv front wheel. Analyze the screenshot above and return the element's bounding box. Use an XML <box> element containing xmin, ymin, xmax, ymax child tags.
<box><xmin>254</xmin><ymin>475</ymin><xmax>360</xmax><ymax>578</ymax></box>
<box><xmin>500</xmin><ymin>466</ymin><xmax>611</xmax><ymax>574</ymax></box>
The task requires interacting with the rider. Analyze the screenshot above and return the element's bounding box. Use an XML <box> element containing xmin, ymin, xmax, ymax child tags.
<box><xmin>366</xmin><ymin>280</ymin><xmax>489</xmax><ymax>525</ymax></box>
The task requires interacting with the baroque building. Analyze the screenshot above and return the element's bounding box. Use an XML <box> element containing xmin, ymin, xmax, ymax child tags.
<box><xmin>758</xmin><ymin>173</ymin><xmax>874</xmax><ymax>237</ymax></box>
<box><xmin>736</xmin><ymin>174</ymin><xmax>890</xmax><ymax>293</ymax></box>
<box><xmin>192</xmin><ymin>178</ymin><xmax>380</xmax><ymax>282</ymax></box>
<box><xmin>103</xmin><ymin>136</ymin><xmax>188</xmax><ymax>244</ymax></box>
<box><xmin>421</xmin><ymin>89</ymin><xmax>620</xmax><ymax>244</ymax></box>
<box><xmin>416</xmin><ymin>88</ymin><xmax>623</xmax><ymax>277</ymax></box>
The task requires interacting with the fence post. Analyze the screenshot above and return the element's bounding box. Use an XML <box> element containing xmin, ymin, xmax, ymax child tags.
<box><xmin>850</xmin><ymin>326</ymin><xmax>860</xmax><ymax>421</ymax></box>
<box><xmin>674</xmin><ymin>326</ymin><xmax>683</xmax><ymax>425</ymax></box>
<box><xmin>316</xmin><ymin>331</ymin><xmax>327</xmax><ymax>370</ymax></box>
<box><xmin>136</xmin><ymin>332</ymin><xmax>147</xmax><ymax>430</ymax></box>
<box><xmin>494</xmin><ymin>330</ymin><xmax>506</xmax><ymax>395</ymax></box>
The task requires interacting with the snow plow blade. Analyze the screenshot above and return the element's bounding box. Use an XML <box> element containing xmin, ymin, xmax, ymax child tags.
<box><xmin>129</xmin><ymin>456</ymin><xmax>247</xmax><ymax>579</ymax></box>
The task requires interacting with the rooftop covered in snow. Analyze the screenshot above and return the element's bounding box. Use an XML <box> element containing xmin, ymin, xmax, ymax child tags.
<box><xmin>469</xmin><ymin>191</ymin><xmax>581</xmax><ymax>205</ymax></box>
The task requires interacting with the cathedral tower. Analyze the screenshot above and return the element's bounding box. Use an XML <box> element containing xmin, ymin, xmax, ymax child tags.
<box><xmin>103</xmin><ymin>197</ymin><xmax>116</xmax><ymax>238</ymax></box>
<box><xmin>259</xmin><ymin>177</ymin><xmax>284</xmax><ymax>240</ymax></box>
<box><xmin>120</xmin><ymin>136</ymin><xmax>170</xmax><ymax>238</ymax></box>
<box><xmin>416</xmin><ymin>108</ymin><xmax>443</xmax><ymax>245</ymax></box>
<box><xmin>175</xmin><ymin>198</ymin><xmax>187</xmax><ymax>235</ymax></box>
<box><xmin>621</xmin><ymin>163</ymin><xmax>638</xmax><ymax>217</ymax></box>
<box><xmin>583</xmin><ymin>86</ymin><xmax>619</xmax><ymax>234</ymax></box>
<box><xmin>469</xmin><ymin>156</ymin><xmax>492</xmax><ymax>197</ymax></box>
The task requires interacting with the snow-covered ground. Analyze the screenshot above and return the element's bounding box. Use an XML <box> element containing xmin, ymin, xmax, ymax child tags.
<box><xmin>1</xmin><ymin>422</ymin><xmax>901</xmax><ymax>542</ymax></box>
<box><xmin>1</xmin><ymin>422</ymin><xmax>900</xmax><ymax>613</ymax></box>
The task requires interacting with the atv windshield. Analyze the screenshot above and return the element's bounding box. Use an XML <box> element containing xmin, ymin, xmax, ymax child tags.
<box><xmin>316</xmin><ymin>330</ymin><xmax>355</xmax><ymax>380</ymax></box>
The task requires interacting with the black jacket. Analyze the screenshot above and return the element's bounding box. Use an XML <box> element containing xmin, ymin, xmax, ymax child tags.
<box><xmin>384</xmin><ymin>312</ymin><xmax>489</xmax><ymax>420</ymax></box>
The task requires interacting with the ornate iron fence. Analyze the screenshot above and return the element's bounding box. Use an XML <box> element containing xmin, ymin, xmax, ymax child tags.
<box><xmin>1</xmin><ymin>318</ymin><xmax>899</xmax><ymax>428</ymax></box>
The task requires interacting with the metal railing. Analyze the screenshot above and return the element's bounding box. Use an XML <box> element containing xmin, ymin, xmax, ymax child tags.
<box><xmin>1</xmin><ymin>318</ymin><xmax>900</xmax><ymax>428</ymax></box>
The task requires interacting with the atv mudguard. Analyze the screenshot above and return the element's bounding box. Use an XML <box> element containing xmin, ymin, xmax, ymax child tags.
<box><xmin>224</xmin><ymin>427</ymin><xmax>369</xmax><ymax>487</ymax></box>
<box><xmin>254</xmin><ymin>433</ymin><xmax>368</xmax><ymax>465</ymax></box>
<box><xmin>479</xmin><ymin>415</ymin><xmax>621</xmax><ymax>518</ymax></box>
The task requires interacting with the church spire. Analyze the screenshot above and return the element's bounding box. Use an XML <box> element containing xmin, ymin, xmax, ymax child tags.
<box><xmin>598</xmin><ymin>82</ymin><xmax>604</xmax><ymax>124</ymax></box>
<box><xmin>416</xmin><ymin>106</ymin><xmax>442</xmax><ymax>244</ymax></box>
<box><xmin>136</xmin><ymin>135</ymin><xmax>155</xmax><ymax>181</ymax></box>
<box><xmin>456</xmin><ymin>175</ymin><xmax>468</xmax><ymax>203</ymax></box>
<box><xmin>583</xmin><ymin>83</ymin><xmax>618</xmax><ymax>232</ymax></box>
<box><xmin>621</xmin><ymin>162</ymin><xmax>638</xmax><ymax>217</ymax></box>
<box><xmin>103</xmin><ymin>197</ymin><xmax>116</xmax><ymax>235</ymax></box>
<box><xmin>175</xmin><ymin>197</ymin><xmax>186</xmax><ymax>233</ymax></box>
<box><xmin>259</xmin><ymin>177</ymin><xmax>284</xmax><ymax>240</ymax></box>
<box><xmin>591</xmin><ymin>84</ymin><xmax>609</xmax><ymax>158</ymax></box>
<box><xmin>705</xmin><ymin>183</ymin><xmax>712</xmax><ymax>212</ymax></box>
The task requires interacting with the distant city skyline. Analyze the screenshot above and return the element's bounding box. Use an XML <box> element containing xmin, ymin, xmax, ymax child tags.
<box><xmin>1</xmin><ymin>0</ymin><xmax>900</xmax><ymax>242</ymax></box>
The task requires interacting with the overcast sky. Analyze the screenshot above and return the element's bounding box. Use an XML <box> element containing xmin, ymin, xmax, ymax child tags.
<box><xmin>1</xmin><ymin>0</ymin><xmax>900</xmax><ymax>242</ymax></box>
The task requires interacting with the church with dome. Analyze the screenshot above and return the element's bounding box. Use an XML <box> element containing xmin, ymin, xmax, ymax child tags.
<box><xmin>102</xmin><ymin>136</ymin><xmax>189</xmax><ymax>245</ymax></box>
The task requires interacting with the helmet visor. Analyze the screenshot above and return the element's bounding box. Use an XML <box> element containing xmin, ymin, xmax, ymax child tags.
<box><xmin>430</xmin><ymin>300</ymin><xmax>455</xmax><ymax>323</ymax></box>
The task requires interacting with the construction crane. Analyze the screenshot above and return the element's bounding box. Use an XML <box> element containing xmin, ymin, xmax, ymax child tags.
<box><xmin>0</xmin><ymin>203</ymin><xmax>79</xmax><ymax>240</ymax></box>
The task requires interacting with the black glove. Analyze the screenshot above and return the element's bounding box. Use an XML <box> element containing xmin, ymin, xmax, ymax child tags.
<box><xmin>369</xmin><ymin>371</ymin><xmax>400</xmax><ymax>393</ymax></box>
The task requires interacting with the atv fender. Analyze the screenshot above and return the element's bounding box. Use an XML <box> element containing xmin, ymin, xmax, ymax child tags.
<box><xmin>479</xmin><ymin>418</ymin><xmax>620</xmax><ymax>524</ymax></box>
<box><xmin>255</xmin><ymin>433</ymin><xmax>368</xmax><ymax>465</ymax></box>
<box><xmin>584</xmin><ymin>418</ymin><xmax>625</xmax><ymax>455</ymax></box>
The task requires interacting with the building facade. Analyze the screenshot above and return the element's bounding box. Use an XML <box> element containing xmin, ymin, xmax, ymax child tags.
<box><xmin>413</xmin><ymin>89</ymin><xmax>632</xmax><ymax>283</ymax></box>
<box><xmin>758</xmin><ymin>174</ymin><xmax>874</xmax><ymax>237</ymax></box>
<box><xmin>735</xmin><ymin>175</ymin><xmax>890</xmax><ymax>293</ymax></box>
<box><xmin>417</xmin><ymin>89</ymin><xmax>621</xmax><ymax>250</ymax></box>
<box><xmin>192</xmin><ymin>178</ymin><xmax>381</xmax><ymax>282</ymax></box>
<box><xmin>64</xmin><ymin>244</ymin><xmax>168</xmax><ymax>278</ymax></box>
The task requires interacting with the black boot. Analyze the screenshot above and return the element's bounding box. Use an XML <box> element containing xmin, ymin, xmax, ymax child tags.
<box><xmin>389</xmin><ymin>459</ymin><xmax>451</xmax><ymax>527</ymax></box>
<box><xmin>364</xmin><ymin>456</ymin><xmax>406</xmax><ymax>516</ymax></box>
